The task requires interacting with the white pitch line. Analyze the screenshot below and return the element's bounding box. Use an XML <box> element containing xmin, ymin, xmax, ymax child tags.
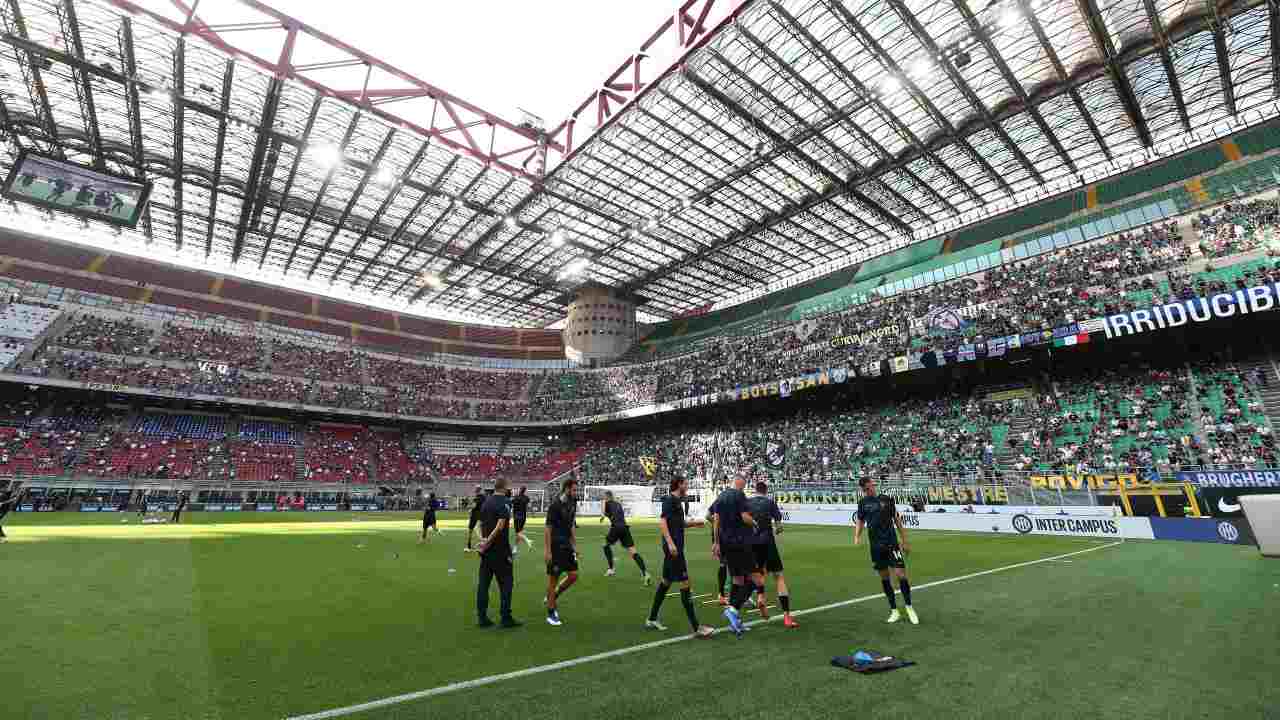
<box><xmin>283</xmin><ymin>540</ymin><xmax>1122</xmax><ymax>720</ymax></box>
<box><xmin>667</xmin><ymin>592</ymin><xmax>711</xmax><ymax>599</ymax></box>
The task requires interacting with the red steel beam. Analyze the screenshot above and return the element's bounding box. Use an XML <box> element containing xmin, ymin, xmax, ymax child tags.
<box><xmin>547</xmin><ymin>0</ymin><xmax>753</xmax><ymax>161</ymax></box>
<box><xmin>102</xmin><ymin>0</ymin><xmax>555</xmax><ymax>181</ymax></box>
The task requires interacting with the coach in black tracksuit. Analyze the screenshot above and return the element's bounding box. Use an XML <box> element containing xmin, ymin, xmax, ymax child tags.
<box><xmin>171</xmin><ymin>492</ymin><xmax>188</xmax><ymax>524</ymax></box>
<box><xmin>475</xmin><ymin>479</ymin><xmax>520</xmax><ymax>629</ymax></box>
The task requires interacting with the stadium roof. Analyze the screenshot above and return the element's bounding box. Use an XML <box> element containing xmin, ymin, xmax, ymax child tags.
<box><xmin>0</xmin><ymin>0</ymin><xmax>1275</xmax><ymax>327</ymax></box>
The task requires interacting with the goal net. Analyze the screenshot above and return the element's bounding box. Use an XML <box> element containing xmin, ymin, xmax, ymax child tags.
<box><xmin>583</xmin><ymin>484</ymin><xmax>657</xmax><ymax>519</ymax></box>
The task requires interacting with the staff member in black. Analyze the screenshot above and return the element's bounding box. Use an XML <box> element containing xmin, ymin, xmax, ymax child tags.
<box><xmin>171</xmin><ymin>491</ymin><xmax>188</xmax><ymax>524</ymax></box>
<box><xmin>465</xmin><ymin>487</ymin><xmax>486</xmax><ymax>552</ymax></box>
<box><xmin>420</xmin><ymin>493</ymin><xmax>439</xmax><ymax>543</ymax></box>
<box><xmin>0</xmin><ymin>483</ymin><xmax>23</xmax><ymax>542</ymax></box>
<box><xmin>512</xmin><ymin>486</ymin><xmax>533</xmax><ymax>551</ymax></box>
<box><xmin>475</xmin><ymin>478</ymin><xmax>520</xmax><ymax>628</ymax></box>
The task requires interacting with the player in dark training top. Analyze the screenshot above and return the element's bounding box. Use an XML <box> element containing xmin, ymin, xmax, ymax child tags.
<box><xmin>712</xmin><ymin>475</ymin><xmax>756</xmax><ymax>637</ymax></box>
<box><xmin>599</xmin><ymin>491</ymin><xmax>651</xmax><ymax>585</ymax></box>
<box><xmin>749</xmin><ymin>482</ymin><xmax>797</xmax><ymax>628</ymax></box>
<box><xmin>646</xmin><ymin>477</ymin><xmax>714</xmax><ymax>637</ymax></box>
<box><xmin>420</xmin><ymin>492</ymin><xmax>440</xmax><ymax>543</ymax></box>
<box><xmin>511</xmin><ymin>486</ymin><xmax>533</xmax><ymax>552</ymax></box>
<box><xmin>465</xmin><ymin>487</ymin><xmax>486</xmax><ymax>552</ymax></box>
<box><xmin>706</xmin><ymin>494</ymin><xmax>729</xmax><ymax>605</ymax></box>
<box><xmin>853</xmin><ymin>477</ymin><xmax>918</xmax><ymax>625</ymax></box>
<box><xmin>543</xmin><ymin>477</ymin><xmax>580</xmax><ymax>627</ymax></box>
<box><xmin>0</xmin><ymin>483</ymin><xmax>23</xmax><ymax>542</ymax></box>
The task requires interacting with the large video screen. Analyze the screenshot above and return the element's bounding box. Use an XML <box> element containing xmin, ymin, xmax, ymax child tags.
<box><xmin>2</xmin><ymin>149</ymin><xmax>152</xmax><ymax>228</ymax></box>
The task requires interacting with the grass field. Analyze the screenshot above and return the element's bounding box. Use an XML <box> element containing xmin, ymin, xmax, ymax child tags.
<box><xmin>1</xmin><ymin>511</ymin><xmax>1277</xmax><ymax>720</ymax></box>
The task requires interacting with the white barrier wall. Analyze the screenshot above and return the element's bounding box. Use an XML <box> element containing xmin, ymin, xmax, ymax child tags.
<box><xmin>779</xmin><ymin>507</ymin><xmax>1155</xmax><ymax>540</ymax></box>
<box><xmin>1240</xmin><ymin>494</ymin><xmax>1280</xmax><ymax>557</ymax></box>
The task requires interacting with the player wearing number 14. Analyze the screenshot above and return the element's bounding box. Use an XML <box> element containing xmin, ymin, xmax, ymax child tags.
<box><xmin>853</xmin><ymin>477</ymin><xmax>918</xmax><ymax>625</ymax></box>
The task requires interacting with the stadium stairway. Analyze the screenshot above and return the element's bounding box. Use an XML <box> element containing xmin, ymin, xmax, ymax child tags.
<box><xmin>293</xmin><ymin>445</ymin><xmax>306</xmax><ymax>482</ymax></box>
<box><xmin>1236</xmin><ymin>356</ymin><xmax>1280</xmax><ymax>430</ymax></box>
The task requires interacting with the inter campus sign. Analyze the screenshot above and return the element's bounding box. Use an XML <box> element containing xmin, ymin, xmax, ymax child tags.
<box><xmin>1011</xmin><ymin>513</ymin><xmax>1121</xmax><ymax>536</ymax></box>
<box><xmin>1101</xmin><ymin>282</ymin><xmax>1280</xmax><ymax>339</ymax></box>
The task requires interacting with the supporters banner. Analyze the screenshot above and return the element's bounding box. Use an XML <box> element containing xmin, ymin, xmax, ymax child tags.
<box><xmin>1077</xmin><ymin>317</ymin><xmax>1107</xmax><ymax>334</ymax></box>
<box><xmin>764</xmin><ymin>441</ymin><xmax>787</xmax><ymax>469</ymax></box>
<box><xmin>733</xmin><ymin>369</ymin><xmax>835</xmax><ymax>402</ymax></box>
<box><xmin>1052</xmin><ymin>333</ymin><xmax>1090</xmax><ymax>347</ymax></box>
<box><xmin>1031</xmin><ymin>473</ymin><xmax>1148</xmax><ymax>490</ymax></box>
<box><xmin>1175</xmin><ymin>469</ymin><xmax>1280</xmax><ymax>487</ymax></box>
<box><xmin>926</xmin><ymin>485</ymin><xmax>1010</xmax><ymax>504</ymax></box>
<box><xmin>829</xmin><ymin>324</ymin><xmax>903</xmax><ymax>348</ymax></box>
<box><xmin>891</xmin><ymin>356</ymin><xmax>909</xmax><ymax>373</ymax></box>
<box><xmin>1101</xmin><ymin>281</ymin><xmax>1280</xmax><ymax>339</ymax></box>
<box><xmin>639</xmin><ymin>456</ymin><xmax>657</xmax><ymax>478</ymax></box>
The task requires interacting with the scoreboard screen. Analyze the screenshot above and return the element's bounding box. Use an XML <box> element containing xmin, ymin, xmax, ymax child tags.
<box><xmin>2</xmin><ymin>149</ymin><xmax>151</xmax><ymax>228</ymax></box>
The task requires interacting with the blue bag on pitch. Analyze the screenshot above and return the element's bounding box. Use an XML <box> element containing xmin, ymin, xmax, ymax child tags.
<box><xmin>831</xmin><ymin>649</ymin><xmax>915</xmax><ymax>673</ymax></box>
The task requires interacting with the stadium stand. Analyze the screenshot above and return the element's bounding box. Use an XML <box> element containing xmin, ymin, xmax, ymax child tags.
<box><xmin>238</xmin><ymin>419</ymin><xmax>301</xmax><ymax>445</ymax></box>
<box><xmin>304</xmin><ymin>426</ymin><xmax>371</xmax><ymax>484</ymax></box>
<box><xmin>80</xmin><ymin>432</ymin><xmax>215</xmax><ymax>481</ymax></box>
<box><xmin>54</xmin><ymin>313</ymin><xmax>153</xmax><ymax>355</ymax></box>
<box><xmin>133</xmin><ymin>413</ymin><xmax>226</xmax><ymax>440</ymax></box>
<box><xmin>228</xmin><ymin>440</ymin><xmax>296</xmax><ymax>483</ymax></box>
<box><xmin>0</xmin><ymin>302</ymin><xmax>60</xmax><ymax>368</ymax></box>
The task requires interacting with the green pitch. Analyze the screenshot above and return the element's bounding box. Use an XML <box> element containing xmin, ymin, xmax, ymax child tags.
<box><xmin>1</xmin><ymin>512</ymin><xmax>1277</xmax><ymax>720</ymax></box>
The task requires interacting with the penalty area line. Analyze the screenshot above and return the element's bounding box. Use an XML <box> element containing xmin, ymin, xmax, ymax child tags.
<box><xmin>283</xmin><ymin>540</ymin><xmax>1122</xmax><ymax>720</ymax></box>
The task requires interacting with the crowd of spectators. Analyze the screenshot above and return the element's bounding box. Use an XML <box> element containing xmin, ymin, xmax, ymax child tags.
<box><xmin>151</xmin><ymin>323</ymin><xmax>266</xmax><ymax>371</ymax></box>
<box><xmin>304</xmin><ymin>427</ymin><xmax>371</xmax><ymax>484</ymax></box>
<box><xmin>0</xmin><ymin>426</ymin><xmax>77</xmax><ymax>475</ymax></box>
<box><xmin>10</xmin><ymin>200</ymin><xmax>1280</xmax><ymax>424</ymax></box>
<box><xmin>267</xmin><ymin>340</ymin><xmax>362</xmax><ymax>384</ymax></box>
<box><xmin>79</xmin><ymin>432</ymin><xmax>218</xmax><ymax>481</ymax></box>
<box><xmin>228</xmin><ymin>440</ymin><xmax>295</xmax><ymax>483</ymax></box>
<box><xmin>57</xmin><ymin>314</ymin><xmax>153</xmax><ymax>355</ymax></box>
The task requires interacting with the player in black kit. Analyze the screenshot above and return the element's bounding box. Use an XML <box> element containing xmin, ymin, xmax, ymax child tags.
<box><xmin>420</xmin><ymin>492</ymin><xmax>439</xmax><ymax>543</ymax></box>
<box><xmin>712</xmin><ymin>475</ymin><xmax>756</xmax><ymax>637</ymax></box>
<box><xmin>854</xmin><ymin>477</ymin><xmax>918</xmax><ymax>625</ymax></box>
<box><xmin>171</xmin><ymin>491</ymin><xmax>188</xmax><ymax>524</ymax></box>
<box><xmin>475</xmin><ymin>478</ymin><xmax>520</xmax><ymax>628</ymax></box>
<box><xmin>0</xmin><ymin>483</ymin><xmax>23</xmax><ymax>542</ymax></box>
<box><xmin>599</xmin><ymin>491</ymin><xmax>651</xmax><ymax>585</ymax></box>
<box><xmin>646</xmin><ymin>477</ymin><xmax>715</xmax><ymax>637</ymax></box>
<box><xmin>543</xmin><ymin>477</ymin><xmax>579</xmax><ymax>627</ymax></box>
<box><xmin>465</xmin><ymin>487</ymin><xmax>486</xmax><ymax>552</ymax></box>
<box><xmin>749</xmin><ymin>481</ymin><xmax>797</xmax><ymax>628</ymax></box>
<box><xmin>706</xmin><ymin>495</ymin><xmax>729</xmax><ymax>606</ymax></box>
<box><xmin>512</xmin><ymin>486</ymin><xmax>533</xmax><ymax>552</ymax></box>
